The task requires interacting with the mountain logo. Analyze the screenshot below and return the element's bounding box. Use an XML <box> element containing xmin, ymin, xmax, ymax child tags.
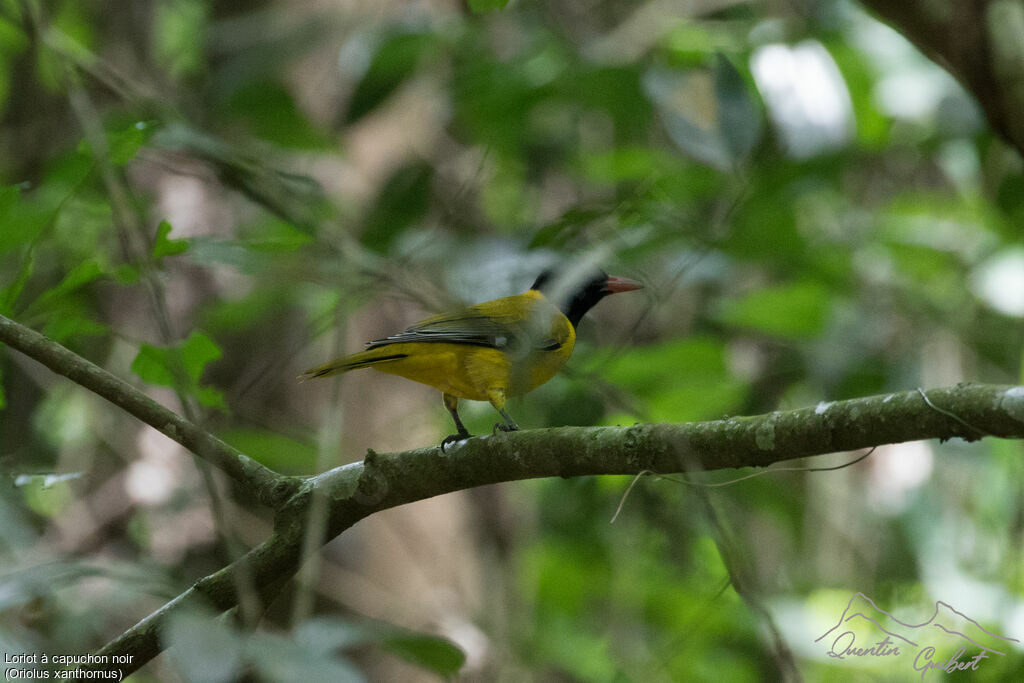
<box><xmin>815</xmin><ymin>592</ymin><xmax>1018</xmax><ymax>677</ymax></box>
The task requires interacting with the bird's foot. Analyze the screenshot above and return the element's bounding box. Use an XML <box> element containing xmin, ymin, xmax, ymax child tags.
<box><xmin>492</xmin><ymin>422</ymin><xmax>521</xmax><ymax>435</ymax></box>
<box><xmin>441</xmin><ymin>432</ymin><xmax>473</xmax><ymax>452</ymax></box>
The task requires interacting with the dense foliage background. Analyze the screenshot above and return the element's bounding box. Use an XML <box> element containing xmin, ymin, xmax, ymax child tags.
<box><xmin>2</xmin><ymin>0</ymin><xmax>1023</xmax><ymax>680</ymax></box>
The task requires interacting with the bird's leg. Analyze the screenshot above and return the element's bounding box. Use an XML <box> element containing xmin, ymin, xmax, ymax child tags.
<box><xmin>496</xmin><ymin>407</ymin><xmax>520</xmax><ymax>433</ymax></box>
<box><xmin>487</xmin><ymin>387</ymin><xmax>520</xmax><ymax>434</ymax></box>
<box><xmin>441</xmin><ymin>392</ymin><xmax>472</xmax><ymax>451</ymax></box>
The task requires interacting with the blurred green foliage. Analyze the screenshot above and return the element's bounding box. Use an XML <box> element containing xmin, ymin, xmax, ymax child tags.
<box><xmin>164</xmin><ymin>609</ymin><xmax>465</xmax><ymax>682</ymax></box>
<box><xmin>131</xmin><ymin>330</ymin><xmax>226</xmax><ymax>409</ymax></box>
<box><xmin>2</xmin><ymin>0</ymin><xmax>1024</xmax><ymax>681</ymax></box>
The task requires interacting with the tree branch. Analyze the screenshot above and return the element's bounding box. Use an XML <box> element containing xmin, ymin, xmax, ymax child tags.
<box><xmin>859</xmin><ymin>0</ymin><xmax>1024</xmax><ymax>158</ymax></box>
<box><xmin>85</xmin><ymin>382</ymin><xmax>1024</xmax><ymax>676</ymax></box>
<box><xmin>0</xmin><ymin>314</ymin><xmax>298</xmax><ymax>507</ymax></box>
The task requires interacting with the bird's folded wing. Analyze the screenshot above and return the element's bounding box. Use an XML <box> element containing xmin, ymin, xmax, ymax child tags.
<box><xmin>366</xmin><ymin>309</ymin><xmax>559</xmax><ymax>351</ymax></box>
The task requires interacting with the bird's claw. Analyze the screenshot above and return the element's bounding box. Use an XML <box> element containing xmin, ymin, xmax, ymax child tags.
<box><xmin>492</xmin><ymin>422</ymin><xmax>520</xmax><ymax>435</ymax></box>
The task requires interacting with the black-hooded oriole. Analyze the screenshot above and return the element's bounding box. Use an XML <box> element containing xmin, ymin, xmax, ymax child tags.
<box><xmin>302</xmin><ymin>268</ymin><xmax>643</xmax><ymax>447</ymax></box>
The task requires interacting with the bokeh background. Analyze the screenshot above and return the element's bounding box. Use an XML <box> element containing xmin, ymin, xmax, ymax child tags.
<box><xmin>2</xmin><ymin>0</ymin><xmax>1024</xmax><ymax>680</ymax></box>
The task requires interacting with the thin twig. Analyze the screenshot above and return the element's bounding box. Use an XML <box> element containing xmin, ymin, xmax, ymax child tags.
<box><xmin>610</xmin><ymin>449</ymin><xmax>876</xmax><ymax>522</ymax></box>
<box><xmin>609</xmin><ymin>470</ymin><xmax>653</xmax><ymax>524</ymax></box>
<box><xmin>917</xmin><ymin>387</ymin><xmax>988</xmax><ymax>437</ymax></box>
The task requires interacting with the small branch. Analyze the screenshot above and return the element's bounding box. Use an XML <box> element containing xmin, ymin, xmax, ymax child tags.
<box><xmin>89</xmin><ymin>527</ymin><xmax>306</xmax><ymax>669</ymax></box>
<box><xmin>86</xmin><ymin>383</ymin><xmax>1024</xmax><ymax>676</ymax></box>
<box><xmin>0</xmin><ymin>314</ymin><xmax>298</xmax><ymax>507</ymax></box>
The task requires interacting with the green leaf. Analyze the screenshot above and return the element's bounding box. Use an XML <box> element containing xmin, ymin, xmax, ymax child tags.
<box><xmin>112</xmin><ymin>264</ymin><xmax>141</xmax><ymax>284</ymax></box>
<box><xmin>452</xmin><ymin>51</ymin><xmax>543</xmax><ymax>158</ymax></box>
<box><xmin>131</xmin><ymin>331</ymin><xmax>224</xmax><ymax>408</ymax></box>
<box><xmin>222</xmin><ymin>81</ymin><xmax>330</xmax><ymax>149</ymax></box>
<box><xmin>108</xmin><ymin>120</ymin><xmax>157</xmax><ymax>165</ymax></box>
<box><xmin>569</xmin><ymin>66</ymin><xmax>651</xmax><ymax>133</ymax></box>
<box><xmin>196</xmin><ymin>385</ymin><xmax>227</xmax><ymax>410</ymax></box>
<box><xmin>0</xmin><ymin>247</ymin><xmax>34</xmax><ymax>315</ymax></box>
<box><xmin>827</xmin><ymin>40</ymin><xmax>890</xmax><ymax>149</ymax></box>
<box><xmin>218</xmin><ymin>429</ymin><xmax>317</xmax><ymax>474</ymax></box>
<box><xmin>602</xmin><ymin>337</ymin><xmax>746</xmax><ymax>422</ymax></box>
<box><xmin>713</xmin><ymin>54</ymin><xmax>761</xmax><ymax>162</ymax></box>
<box><xmin>383</xmin><ymin>633</ymin><xmax>466</xmax><ymax>678</ymax></box>
<box><xmin>39</xmin><ymin>148</ymin><xmax>93</xmax><ymax>194</ymax></box>
<box><xmin>20</xmin><ymin>260</ymin><xmax>108</xmax><ymax>337</ymax></box>
<box><xmin>200</xmin><ymin>288</ymin><xmax>290</xmax><ymax>333</ymax></box>
<box><xmin>20</xmin><ymin>474</ymin><xmax>75</xmax><ymax>517</ymax></box>
<box><xmin>152</xmin><ymin>220</ymin><xmax>189</xmax><ymax>259</ymax></box>
<box><xmin>31</xmin><ymin>384</ymin><xmax>96</xmax><ymax>449</ymax></box>
<box><xmin>468</xmin><ymin>0</ymin><xmax>510</xmax><ymax>12</ymax></box>
<box><xmin>42</xmin><ymin>315</ymin><xmax>108</xmax><ymax>343</ymax></box>
<box><xmin>346</xmin><ymin>32</ymin><xmax>436</xmax><ymax>124</ymax></box>
<box><xmin>662</xmin><ymin>23</ymin><xmax>722</xmax><ymax>65</ymax></box>
<box><xmin>716</xmin><ymin>280</ymin><xmax>831</xmax><ymax>339</ymax></box>
<box><xmin>293</xmin><ymin>617</ymin><xmax>465</xmax><ymax>678</ymax></box>
<box><xmin>187</xmin><ymin>238</ymin><xmax>272</xmax><ymax>272</ymax></box>
<box><xmin>0</xmin><ymin>15</ymin><xmax>30</xmax><ymax>110</ymax></box>
<box><xmin>34</xmin><ymin>2</ymin><xmax>94</xmax><ymax>92</ymax></box>
<box><xmin>179</xmin><ymin>331</ymin><xmax>223</xmax><ymax>382</ymax></box>
<box><xmin>29</xmin><ymin>259</ymin><xmax>104</xmax><ymax>312</ymax></box>
<box><xmin>0</xmin><ymin>185</ymin><xmax>53</xmax><ymax>256</ymax></box>
<box><xmin>154</xmin><ymin>0</ymin><xmax>207</xmax><ymax>80</ymax></box>
<box><xmin>50</xmin><ymin>194</ymin><xmax>115</xmax><ymax>257</ymax></box>
<box><xmin>131</xmin><ymin>343</ymin><xmax>176</xmax><ymax>386</ymax></box>
<box><xmin>0</xmin><ymin>183</ymin><xmax>16</xmax><ymax>213</ymax></box>
<box><xmin>240</xmin><ymin>218</ymin><xmax>313</xmax><ymax>253</ymax></box>
<box><xmin>361</xmin><ymin>162</ymin><xmax>432</xmax><ymax>254</ymax></box>
<box><xmin>578</xmin><ymin>146</ymin><xmax>671</xmax><ymax>183</ymax></box>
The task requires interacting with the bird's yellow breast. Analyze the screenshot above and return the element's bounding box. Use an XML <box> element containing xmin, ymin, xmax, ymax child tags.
<box><xmin>369</xmin><ymin>291</ymin><xmax>576</xmax><ymax>401</ymax></box>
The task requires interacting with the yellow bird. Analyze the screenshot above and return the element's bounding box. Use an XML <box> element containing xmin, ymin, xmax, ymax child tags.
<box><xmin>302</xmin><ymin>268</ymin><xmax>643</xmax><ymax>447</ymax></box>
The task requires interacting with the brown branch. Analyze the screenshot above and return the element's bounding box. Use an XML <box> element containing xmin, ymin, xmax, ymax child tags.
<box><xmin>84</xmin><ymin>382</ymin><xmax>1024</xmax><ymax>676</ymax></box>
<box><xmin>0</xmin><ymin>314</ymin><xmax>298</xmax><ymax>508</ymax></box>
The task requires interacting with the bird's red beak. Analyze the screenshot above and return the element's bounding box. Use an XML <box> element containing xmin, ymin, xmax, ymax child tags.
<box><xmin>604</xmin><ymin>275</ymin><xmax>644</xmax><ymax>294</ymax></box>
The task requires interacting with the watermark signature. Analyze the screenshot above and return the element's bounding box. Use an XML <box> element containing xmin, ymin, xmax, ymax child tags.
<box><xmin>815</xmin><ymin>592</ymin><xmax>1018</xmax><ymax>679</ymax></box>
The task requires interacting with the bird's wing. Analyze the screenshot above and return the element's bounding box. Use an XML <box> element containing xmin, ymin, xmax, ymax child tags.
<box><xmin>366</xmin><ymin>297</ymin><xmax>564</xmax><ymax>352</ymax></box>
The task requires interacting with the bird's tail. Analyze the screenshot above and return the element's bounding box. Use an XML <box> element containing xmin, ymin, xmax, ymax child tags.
<box><xmin>300</xmin><ymin>348</ymin><xmax>408</xmax><ymax>380</ymax></box>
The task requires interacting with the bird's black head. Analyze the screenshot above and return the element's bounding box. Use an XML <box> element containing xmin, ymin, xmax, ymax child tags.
<box><xmin>530</xmin><ymin>268</ymin><xmax>643</xmax><ymax>328</ymax></box>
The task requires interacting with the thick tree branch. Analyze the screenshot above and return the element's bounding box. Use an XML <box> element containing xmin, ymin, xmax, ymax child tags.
<box><xmin>0</xmin><ymin>314</ymin><xmax>298</xmax><ymax>507</ymax></box>
<box><xmin>86</xmin><ymin>382</ymin><xmax>1024</xmax><ymax>676</ymax></box>
<box><xmin>859</xmin><ymin>0</ymin><xmax>1024</xmax><ymax>158</ymax></box>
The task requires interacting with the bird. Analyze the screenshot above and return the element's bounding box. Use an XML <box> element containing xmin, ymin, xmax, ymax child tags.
<box><xmin>301</xmin><ymin>267</ymin><xmax>643</xmax><ymax>448</ymax></box>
